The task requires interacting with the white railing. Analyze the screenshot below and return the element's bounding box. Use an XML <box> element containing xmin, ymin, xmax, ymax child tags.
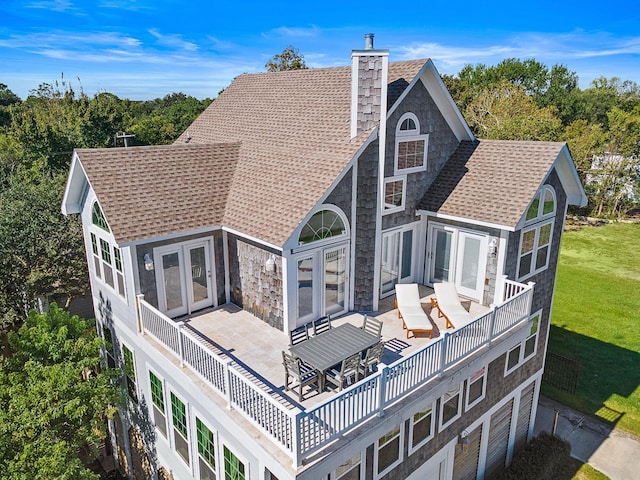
<box><xmin>137</xmin><ymin>281</ymin><xmax>534</xmax><ymax>467</ymax></box>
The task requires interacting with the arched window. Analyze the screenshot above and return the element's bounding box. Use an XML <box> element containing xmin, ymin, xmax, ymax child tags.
<box><xmin>395</xmin><ymin>112</ymin><xmax>428</xmax><ymax>174</ymax></box>
<box><xmin>298</xmin><ymin>210</ymin><xmax>346</xmax><ymax>245</ymax></box>
<box><xmin>518</xmin><ymin>185</ymin><xmax>556</xmax><ymax>280</ymax></box>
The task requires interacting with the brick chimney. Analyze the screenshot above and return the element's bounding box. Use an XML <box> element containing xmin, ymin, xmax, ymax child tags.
<box><xmin>350</xmin><ymin>33</ymin><xmax>389</xmax><ymax>138</ymax></box>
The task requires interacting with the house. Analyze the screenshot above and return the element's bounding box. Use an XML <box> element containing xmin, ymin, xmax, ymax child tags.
<box><xmin>62</xmin><ymin>35</ymin><xmax>586</xmax><ymax>480</ymax></box>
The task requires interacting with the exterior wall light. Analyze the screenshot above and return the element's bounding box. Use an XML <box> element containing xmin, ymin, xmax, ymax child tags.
<box><xmin>488</xmin><ymin>238</ymin><xmax>498</xmax><ymax>257</ymax></box>
<box><xmin>459</xmin><ymin>429</ymin><xmax>471</xmax><ymax>445</ymax></box>
<box><xmin>144</xmin><ymin>253</ymin><xmax>154</xmax><ymax>271</ymax></box>
<box><xmin>265</xmin><ymin>255</ymin><xmax>276</xmax><ymax>273</ymax></box>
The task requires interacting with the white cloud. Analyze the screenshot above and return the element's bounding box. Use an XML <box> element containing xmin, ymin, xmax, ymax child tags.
<box><xmin>148</xmin><ymin>29</ymin><xmax>199</xmax><ymax>51</ymax></box>
<box><xmin>264</xmin><ymin>25</ymin><xmax>321</xmax><ymax>38</ymax></box>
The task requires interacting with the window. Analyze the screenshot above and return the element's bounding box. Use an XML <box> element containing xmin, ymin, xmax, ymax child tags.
<box><xmin>409</xmin><ymin>403</ymin><xmax>435</xmax><ymax>453</ymax></box>
<box><xmin>518</xmin><ymin>186</ymin><xmax>555</xmax><ymax>279</ymax></box>
<box><xmin>90</xmin><ymin>202</ymin><xmax>126</xmax><ymax>299</ymax></box>
<box><xmin>505</xmin><ymin>311</ymin><xmax>541</xmax><ymax>375</ymax></box>
<box><xmin>102</xmin><ymin>325</ymin><xmax>116</xmax><ymax>368</ymax></box>
<box><xmin>466</xmin><ymin>367</ymin><xmax>486</xmax><ymax>409</ymax></box>
<box><xmin>149</xmin><ymin>371</ymin><xmax>167</xmax><ymax>438</ymax></box>
<box><xmin>332</xmin><ymin>452</ymin><xmax>363</xmax><ymax>480</ymax></box>
<box><xmin>298</xmin><ymin>209</ymin><xmax>346</xmax><ymax>245</ymax></box>
<box><xmin>223</xmin><ymin>446</ymin><xmax>245</xmax><ymax>480</ymax></box>
<box><xmin>122</xmin><ymin>345</ymin><xmax>137</xmax><ymax>403</ymax></box>
<box><xmin>196</xmin><ymin>418</ymin><xmax>217</xmax><ymax>480</ymax></box>
<box><xmin>171</xmin><ymin>392</ymin><xmax>190</xmax><ymax>465</ymax></box>
<box><xmin>394</xmin><ymin>113</ymin><xmax>428</xmax><ymax>174</ymax></box>
<box><xmin>383</xmin><ymin>177</ymin><xmax>405</xmax><ymax>214</ymax></box>
<box><xmin>439</xmin><ymin>384</ymin><xmax>463</xmax><ymax>430</ymax></box>
<box><xmin>375</xmin><ymin>425</ymin><xmax>402</xmax><ymax>478</ymax></box>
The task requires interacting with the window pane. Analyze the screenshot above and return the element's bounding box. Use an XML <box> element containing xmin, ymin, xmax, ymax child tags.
<box><xmin>539</xmin><ymin>223</ymin><xmax>552</xmax><ymax>246</ymax></box>
<box><xmin>93</xmin><ymin>256</ymin><xmax>102</xmax><ymax>279</ymax></box>
<box><xmin>297</xmin><ymin>257</ymin><xmax>313</xmax><ymax>318</ymax></box>
<box><xmin>113</xmin><ymin>247</ymin><xmax>123</xmax><ymax>272</ymax></box>
<box><xmin>92</xmin><ymin>203</ymin><xmax>110</xmax><ymax>232</ymax></box>
<box><xmin>298</xmin><ymin>210</ymin><xmax>345</xmax><ymax>245</ymax></box>
<box><xmin>122</xmin><ymin>346</ymin><xmax>135</xmax><ymax>380</ymax></box>
<box><xmin>336</xmin><ymin>454</ymin><xmax>361</xmax><ymax>480</ymax></box>
<box><xmin>524</xmin><ymin>335</ymin><xmax>536</xmax><ymax>358</ymax></box>
<box><xmin>521</xmin><ymin>230</ymin><xmax>535</xmax><ymax>253</ymax></box>
<box><xmin>442</xmin><ymin>393</ymin><xmax>460</xmax><ymax>424</ymax></box>
<box><xmin>507</xmin><ymin>345</ymin><xmax>521</xmax><ymax>371</ymax></box>
<box><xmin>377</xmin><ymin>428</ymin><xmax>400</xmax><ymax>474</ymax></box>
<box><xmin>325</xmin><ymin>247</ymin><xmax>346</xmax><ymax>315</ymax></box>
<box><xmin>149</xmin><ymin>372</ymin><xmax>165</xmax><ymax>412</ymax></box>
<box><xmin>468</xmin><ymin>377</ymin><xmax>484</xmax><ymax>404</ymax></box>
<box><xmin>190</xmin><ymin>246</ymin><xmax>208</xmax><ymax>304</ymax></box>
<box><xmin>381</xmin><ymin>231</ymin><xmax>400</xmax><ymax>294</ymax></box>
<box><xmin>460</xmin><ymin>236</ymin><xmax>480</xmax><ymax>290</ymax></box>
<box><xmin>542</xmin><ymin>188</ymin><xmax>555</xmax><ymax>215</ymax></box>
<box><xmin>401</xmin><ymin>230</ymin><xmax>413</xmax><ymax>279</ymax></box>
<box><xmin>519</xmin><ymin>252</ymin><xmax>532</xmax><ymax>277</ymax></box>
<box><xmin>196</xmin><ymin>418</ymin><xmax>216</xmax><ymax>470</ymax></box>
<box><xmin>412</xmin><ymin>408</ymin><xmax>432</xmax><ymax>445</ymax></box>
<box><xmin>397</xmin><ymin>140</ymin><xmax>425</xmax><ymax>170</ymax></box>
<box><xmin>525</xmin><ymin>192</ymin><xmax>540</xmax><ymax>221</ymax></box>
<box><xmin>535</xmin><ymin>245</ymin><xmax>549</xmax><ymax>270</ymax></box>
<box><xmin>384</xmin><ymin>180</ymin><xmax>403</xmax><ymax>209</ymax></box>
<box><xmin>100</xmin><ymin>239</ymin><xmax>112</xmax><ymax>263</ymax></box>
<box><xmin>90</xmin><ymin>233</ymin><xmax>98</xmax><ymax>255</ymax></box>
<box><xmin>162</xmin><ymin>253</ymin><xmax>183</xmax><ymax>311</ymax></box>
<box><xmin>171</xmin><ymin>393</ymin><xmax>188</xmax><ymax>438</ymax></box>
<box><xmin>434</xmin><ymin>230</ymin><xmax>452</xmax><ymax>281</ymax></box>
<box><xmin>223</xmin><ymin>446</ymin><xmax>245</xmax><ymax>480</ymax></box>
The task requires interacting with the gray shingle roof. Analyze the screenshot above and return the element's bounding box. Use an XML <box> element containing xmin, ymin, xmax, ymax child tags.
<box><xmin>418</xmin><ymin>140</ymin><xmax>566</xmax><ymax>228</ymax></box>
<box><xmin>78</xmin><ymin>59</ymin><xmax>426</xmax><ymax>246</ymax></box>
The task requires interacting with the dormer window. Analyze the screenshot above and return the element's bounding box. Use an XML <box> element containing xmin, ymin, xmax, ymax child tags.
<box><xmin>92</xmin><ymin>202</ymin><xmax>110</xmax><ymax>232</ymax></box>
<box><xmin>394</xmin><ymin>112</ymin><xmax>428</xmax><ymax>175</ymax></box>
<box><xmin>518</xmin><ymin>185</ymin><xmax>556</xmax><ymax>280</ymax></box>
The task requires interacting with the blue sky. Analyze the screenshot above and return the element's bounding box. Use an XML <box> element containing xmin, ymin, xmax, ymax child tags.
<box><xmin>1</xmin><ymin>0</ymin><xmax>639</xmax><ymax>100</ymax></box>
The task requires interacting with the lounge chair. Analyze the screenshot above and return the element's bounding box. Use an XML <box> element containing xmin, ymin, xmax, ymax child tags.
<box><xmin>431</xmin><ymin>282</ymin><xmax>473</xmax><ymax>329</ymax></box>
<box><xmin>394</xmin><ymin>284</ymin><xmax>433</xmax><ymax>339</ymax></box>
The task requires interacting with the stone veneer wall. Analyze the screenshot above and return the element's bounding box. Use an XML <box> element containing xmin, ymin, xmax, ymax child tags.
<box><xmin>228</xmin><ymin>235</ymin><xmax>284</xmax><ymax>331</ymax></box>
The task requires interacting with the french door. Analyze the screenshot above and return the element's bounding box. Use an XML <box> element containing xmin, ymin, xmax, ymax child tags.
<box><xmin>428</xmin><ymin>225</ymin><xmax>487</xmax><ymax>301</ymax></box>
<box><xmin>380</xmin><ymin>228</ymin><xmax>414</xmax><ymax>297</ymax></box>
<box><xmin>297</xmin><ymin>244</ymin><xmax>348</xmax><ymax>322</ymax></box>
<box><xmin>155</xmin><ymin>240</ymin><xmax>214</xmax><ymax>317</ymax></box>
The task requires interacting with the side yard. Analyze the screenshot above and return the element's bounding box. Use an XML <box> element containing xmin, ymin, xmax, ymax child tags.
<box><xmin>544</xmin><ymin>222</ymin><xmax>640</xmax><ymax>436</ymax></box>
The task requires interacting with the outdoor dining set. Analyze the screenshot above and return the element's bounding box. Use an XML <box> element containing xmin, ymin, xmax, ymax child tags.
<box><xmin>282</xmin><ymin>315</ymin><xmax>385</xmax><ymax>401</ymax></box>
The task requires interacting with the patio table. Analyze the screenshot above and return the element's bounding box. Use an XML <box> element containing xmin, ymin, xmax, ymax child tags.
<box><xmin>290</xmin><ymin>323</ymin><xmax>380</xmax><ymax>391</ymax></box>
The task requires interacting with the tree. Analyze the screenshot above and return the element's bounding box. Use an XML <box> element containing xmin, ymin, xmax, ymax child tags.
<box><xmin>465</xmin><ymin>81</ymin><xmax>562</xmax><ymax>141</ymax></box>
<box><xmin>0</xmin><ymin>173</ymin><xmax>88</xmax><ymax>329</ymax></box>
<box><xmin>0</xmin><ymin>304</ymin><xmax>121</xmax><ymax>479</ymax></box>
<box><xmin>265</xmin><ymin>46</ymin><xmax>308</xmax><ymax>72</ymax></box>
<box><xmin>0</xmin><ymin>84</ymin><xmax>20</xmax><ymax>128</ymax></box>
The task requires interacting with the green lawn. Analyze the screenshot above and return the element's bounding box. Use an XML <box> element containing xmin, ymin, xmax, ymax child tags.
<box><xmin>544</xmin><ymin>222</ymin><xmax>640</xmax><ymax>437</ymax></box>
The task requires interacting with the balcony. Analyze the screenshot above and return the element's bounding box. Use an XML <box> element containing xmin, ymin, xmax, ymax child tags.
<box><xmin>136</xmin><ymin>278</ymin><xmax>533</xmax><ymax>467</ymax></box>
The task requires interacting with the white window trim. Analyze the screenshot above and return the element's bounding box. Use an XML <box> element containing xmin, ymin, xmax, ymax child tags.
<box><xmin>504</xmin><ymin>310</ymin><xmax>542</xmax><ymax>375</ymax></box>
<box><xmin>394</xmin><ymin>112</ymin><xmax>428</xmax><ymax>175</ymax></box>
<box><xmin>517</xmin><ymin>218</ymin><xmax>554</xmax><ymax>281</ymax></box>
<box><xmin>465</xmin><ymin>366</ymin><xmax>487</xmax><ymax>410</ymax></box>
<box><xmin>408</xmin><ymin>400</ymin><xmax>436</xmax><ymax>455</ymax></box>
<box><xmin>331</xmin><ymin>451</ymin><xmax>365</xmax><ymax>480</ymax></box>
<box><xmin>374</xmin><ymin>424</ymin><xmax>404</xmax><ymax>479</ymax></box>
<box><xmin>382</xmin><ymin>175</ymin><xmax>406</xmax><ymax>215</ymax></box>
<box><xmin>148</xmin><ymin>369</ymin><xmax>169</xmax><ymax>441</ymax></box>
<box><xmin>121</xmin><ymin>342</ymin><xmax>138</xmax><ymax>402</ymax></box>
<box><xmin>88</xmin><ymin>226</ymin><xmax>127</xmax><ymax>302</ymax></box>
<box><xmin>524</xmin><ymin>185</ymin><xmax>556</xmax><ymax>226</ymax></box>
<box><xmin>439</xmin><ymin>383</ymin><xmax>463</xmax><ymax>430</ymax></box>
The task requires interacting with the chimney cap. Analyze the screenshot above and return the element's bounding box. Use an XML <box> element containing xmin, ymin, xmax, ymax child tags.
<box><xmin>364</xmin><ymin>33</ymin><xmax>374</xmax><ymax>50</ymax></box>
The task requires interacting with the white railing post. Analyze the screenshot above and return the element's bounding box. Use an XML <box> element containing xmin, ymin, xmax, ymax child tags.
<box><xmin>292</xmin><ymin>410</ymin><xmax>303</xmax><ymax>468</ymax></box>
<box><xmin>488</xmin><ymin>308</ymin><xmax>497</xmax><ymax>346</ymax></box>
<box><xmin>177</xmin><ymin>322</ymin><xmax>185</xmax><ymax>367</ymax></box>
<box><xmin>497</xmin><ymin>274</ymin><xmax>508</xmax><ymax>303</ymax></box>
<box><xmin>136</xmin><ymin>293</ymin><xmax>145</xmax><ymax>334</ymax></box>
<box><xmin>224</xmin><ymin>362</ymin><xmax>233</xmax><ymax>410</ymax></box>
<box><xmin>377</xmin><ymin>366</ymin><xmax>387</xmax><ymax>417</ymax></box>
<box><xmin>526</xmin><ymin>281</ymin><xmax>536</xmax><ymax>314</ymax></box>
<box><xmin>439</xmin><ymin>333</ymin><xmax>448</xmax><ymax>376</ymax></box>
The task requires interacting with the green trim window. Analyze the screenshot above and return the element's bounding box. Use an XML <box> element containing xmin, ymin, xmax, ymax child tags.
<box><xmin>149</xmin><ymin>371</ymin><xmax>167</xmax><ymax>438</ymax></box>
<box><xmin>91</xmin><ymin>231</ymin><xmax>126</xmax><ymax>300</ymax></box>
<box><xmin>223</xmin><ymin>446</ymin><xmax>245</xmax><ymax>480</ymax></box>
<box><xmin>298</xmin><ymin>210</ymin><xmax>346</xmax><ymax>245</ymax></box>
<box><xmin>102</xmin><ymin>325</ymin><xmax>115</xmax><ymax>368</ymax></box>
<box><xmin>171</xmin><ymin>392</ymin><xmax>190</xmax><ymax>465</ymax></box>
<box><xmin>196</xmin><ymin>418</ymin><xmax>216</xmax><ymax>480</ymax></box>
<box><xmin>122</xmin><ymin>345</ymin><xmax>137</xmax><ymax>403</ymax></box>
<box><xmin>92</xmin><ymin>202</ymin><xmax>110</xmax><ymax>232</ymax></box>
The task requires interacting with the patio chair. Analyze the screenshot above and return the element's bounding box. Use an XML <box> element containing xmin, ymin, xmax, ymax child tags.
<box><xmin>289</xmin><ymin>324</ymin><xmax>309</xmax><ymax>346</ymax></box>
<box><xmin>282</xmin><ymin>351</ymin><xmax>319</xmax><ymax>402</ymax></box>
<box><xmin>359</xmin><ymin>341</ymin><xmax>385</xmax><ymax>377</ymax></box>
<box><xmin>325</xmin><ymin>353</ymin><xmax>361</xmax><ymax>391</ymax></box>
<box><xmin>432</xmin><ymin>282</ymin><xmax>473</xmax><ymax>329</ymax></box>
<box><xmin>361</xmin><ymin>314</ymin><xmax>383</xmax><ymax>338</ymax></box>
<box><xmin>394</xmin><ymin>283</ymin><xmax>433</xmax><ymax>339</ymax></box>
<box><xmin>312</xmin><ymin>315</ymin><xmax>332</xmax><ymax>336</ymax></box>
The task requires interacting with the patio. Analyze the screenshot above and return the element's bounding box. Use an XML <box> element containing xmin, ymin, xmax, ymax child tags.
<box><xmin>152</xmin><ymin>285</ymin><xmax>488</xmax><ymax>408</ymax></box>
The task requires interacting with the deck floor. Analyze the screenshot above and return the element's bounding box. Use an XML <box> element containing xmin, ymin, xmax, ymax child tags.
<box><xmin>173</xmin><ymin>285</ymin><xmax>487</xmax><ymax>408</ymax></box>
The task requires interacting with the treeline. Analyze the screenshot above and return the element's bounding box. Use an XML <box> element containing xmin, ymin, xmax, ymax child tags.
<box><xmin>442</xmin><ymin>58</ymin><xmax>640</xmax><ymax>218</ymax></box>
<box><xmin>0</xmin><ymin>79</ymin><xmax>212</xmax><ymax>329</ymax></box>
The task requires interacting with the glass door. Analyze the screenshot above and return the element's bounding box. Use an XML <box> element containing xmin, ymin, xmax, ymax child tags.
<box><xmin>324</xmin><ymin>246</ymin><xmax>347</xmax><ymax>316</ymax></box>
<box><xmin>431</xmin><ymin>228</ymin><xmax>453</xmax><ymax>283</ymax></box>
<box><xmin>155</xmin><ymin>240</ymin><xmax>214</xmax><ymax>317</ymax></box>
<box><xmin>455</xmin><ymin>232</ymin><xmax>485</xmax><ymax>299</ymax></box>
<box><xmin>381</xmin><ymin>228</ymin><xmax>414</xmax><ymax>296</ymax></box>
<box><xmin>297</xmin><ymin>256</ymin><xmax>315</xmax><ymax>323</ymax></box>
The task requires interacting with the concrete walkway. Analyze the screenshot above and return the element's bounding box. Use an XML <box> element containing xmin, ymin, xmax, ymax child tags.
<box><xmin>534</xmin><ymin>395</ymin><xmax>640</xmax><ymax>480</ymax></box>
